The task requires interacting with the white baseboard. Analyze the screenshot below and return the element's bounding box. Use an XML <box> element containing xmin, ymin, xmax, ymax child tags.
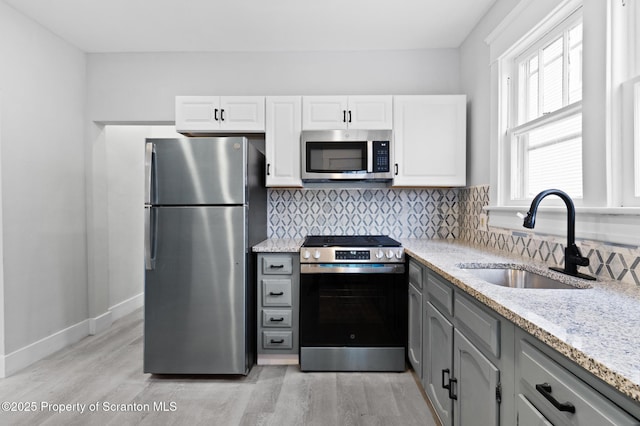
<box><xmin>109</xmin><ymin>292</ymin><xmax>143</xmax><ymax>321</ymax></box>
<box><xmin>3</xmin><ymin>319</ymin><xmax>90</xmax><ymax>377</ymax></box>
<box><xmin>0</xmin><ymin>293</ymin><xmax>145</xmax><ymax>378</ymax></box>
<box><xmin>88</xmin><ymin>310</ymin><xmax>113</xmax><ymax>335</ymax></box>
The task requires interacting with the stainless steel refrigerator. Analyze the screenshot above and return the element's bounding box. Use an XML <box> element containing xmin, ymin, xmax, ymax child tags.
<box><xmin>143</xmin><ymin>136</ymin><xmax>266</xmax><ymax>375</ymax></box>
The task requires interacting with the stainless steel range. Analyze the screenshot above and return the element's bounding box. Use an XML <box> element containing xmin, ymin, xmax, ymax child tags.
<box><xmin>299</xmin><ymin>235</ymin><xmax>407</xmax><ymax>372</ymax></box>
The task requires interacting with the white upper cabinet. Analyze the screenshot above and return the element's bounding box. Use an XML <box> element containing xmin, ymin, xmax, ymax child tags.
<box><xmin>175</xmin><ymin>96</ymin><xmax>265</xmax><ymax>133</ymax></box>
<box><xmin>265</xmin><ymin>96</ymin><xmax>303</xmax><ymax>187</ymax></box>
<box><xmin>392</xmin><ymin>95</ymin><xmax>466</xmax><ymax>187</ymax></box>
<box><xmin>302</xmin><ymin>95</ymin><xmax>392</xmax><ymax>130</ymax></box>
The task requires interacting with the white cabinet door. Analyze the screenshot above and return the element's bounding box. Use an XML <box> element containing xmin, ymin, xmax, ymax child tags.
<box><xmin>453</xmin><ymin>329</ymin><xmax>500</xmax><ymax>426</ymax></box>
<box><xmin>392</xmin><ymin>95</ymin><xmax>466</xmax><ymax>187</ymax></box>
<box><xmin>220</xmin><ymin>96</ymin><xmax>265</xmax><ymax>131</ymax></box>
<box><xmin>175</xmin><ymin>96</ymin><xmax>264</xmax><ymax>132</ymax></box>
<box><xmin>175</xmin><ymin>96</ymin><xmax>219</xmax><ymax>133</ymax></box>
<box><xmin>348</xmin><ymin>95</ymin><xmax>393</xmax><ymax>129</ymax></box>
<box><xmin>302</xmin><ymin>95</ymin><xmax>393</xmax><ymax>130</ymax></box>
<box><xmin>265</xmin><ymin>96</ymin><xmax>303</xmax><ymax>187</ymax></box>
<box><xmin>302</xmin><ymin>96</ymin><xmax>348</xmax><ymax>129</ymax></box>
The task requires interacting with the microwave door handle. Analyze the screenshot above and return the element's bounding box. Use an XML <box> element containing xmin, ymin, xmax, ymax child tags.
<box><xmin>367</xmin><ymin>141</ymin><xmax>373</xmax><ymax>172</ymax></box>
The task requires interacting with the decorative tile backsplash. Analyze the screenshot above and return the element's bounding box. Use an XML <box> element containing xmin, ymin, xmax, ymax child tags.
<box><xmin>266</xmin><ymin>184</ymin><xmax>640</xmax><ymax>286</ymax></box>
<box><xmin>267</xmin><ymin>188</ymin><xmax>459</xmax><ymax>239</ymax></box>
<box><xmin>458</xmin><ymin>185</ymin><xmax>640</xmax><ymax>287</ymax></box>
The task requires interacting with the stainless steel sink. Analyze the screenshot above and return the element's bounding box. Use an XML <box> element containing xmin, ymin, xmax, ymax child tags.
<box><xmin>460</xmin><ymin>267</ymin><xmax>586</xmax><ymax>290</ymax></box>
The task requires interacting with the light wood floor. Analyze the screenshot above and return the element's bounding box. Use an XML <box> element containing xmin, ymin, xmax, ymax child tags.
<box><xmin>0</xmin><ymin>309</ymin><xmax>438</xmax><ymax>425</ymax></box>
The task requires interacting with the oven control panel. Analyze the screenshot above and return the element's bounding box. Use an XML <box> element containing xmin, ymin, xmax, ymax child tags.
<box><xmin>335</xmin><ymin>250</ymin><xmax>370</xmax><ymax>260</ymax></box>
<box><xmin>300</xmin><ymin>247</ymin><xmax>404</xmax><ymax>264</ymax></box>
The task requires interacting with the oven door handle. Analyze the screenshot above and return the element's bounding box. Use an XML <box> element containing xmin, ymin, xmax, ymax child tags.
<box><xmin>301</xmin><ymin>264</ymin><xmax>405</xmax><ymax>274</ymax></box>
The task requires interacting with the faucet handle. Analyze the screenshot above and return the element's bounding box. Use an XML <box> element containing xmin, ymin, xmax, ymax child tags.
<box><xmin>516</xmin><ymin>212</ymin><xmax>526</xmax><ymax>219</ymax></box>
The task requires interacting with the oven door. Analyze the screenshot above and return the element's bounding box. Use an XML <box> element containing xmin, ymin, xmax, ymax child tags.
<box><xmin>299</xmin><ymin>263</ymin><xmax>407</xmax><ymax>348</ymax></box>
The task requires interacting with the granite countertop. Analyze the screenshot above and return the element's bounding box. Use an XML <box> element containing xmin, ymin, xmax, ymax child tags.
<box><xmin>253</xmin><ymin>238</ymin><xmax>304</xmax><ymax>253</ymax></box>
<box><xmin>252</xmin><ymin>237</ymin><xmax>640</xmax><ymax>403</ymax></box>
<box><xmin>400</xmin><ymin>238</ymin><xmax>640</xmax><ymax>404</ymax></box>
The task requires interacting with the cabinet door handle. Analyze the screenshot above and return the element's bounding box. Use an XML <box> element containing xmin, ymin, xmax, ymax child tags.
<box><xmin>269</xmin><ymin>291</ymin><xmax>284</xmax><ymax>296</ymax></box>
<box><xmin>269</xmin><ymin>317</ymin><xmax>285</xmax><ymax>322</ymax></box>
<box><xmin>220</xmin><ymin>109</ymin><xmax>225</xmax><ymax>121</ymax></box>
<box><xmin>442</xmin><ymin>369</ymin><xmax>451</xmax><ymax>390</ymax></box>
<box><xmin>214</xmin><ymin>108</ymin><xmax>219</xmax><ymax>121</ymax></box>
<box><xmin>448</xmin><ymin>378</ymin><xmax>458</xmax><ymax>400</ymax></box>
<box><xmin>348</xmin><ymin>110</ymin><xmax>352</xmax><ymax>123</ymax></box>
<box><xmin>394</xmin><ymin>163</ymin><xmax>399</xmax><ymax>175</ymax></box>
<box><xmin>269</xmin><ymin>264</ymin><xmax>285</xmax><ymax>269</ymax></box>
<box><xmin>267</xmin><ymin>163</ymin><xmax>271</xmax><ymax>176</ymax></box>
<box><xmin>536</xmin><ymin>383</ymin><xmax>576</xmax><ymax>413</ymax></box>
<box><xmin>270</xmin><ymin>339</ymin><xmax>285</xmax><ymax>344</ymax></box>
<box><xmin>343</xmin><ymin>110</ymin><xmax>347</xmax><ymax>123</ymax></box>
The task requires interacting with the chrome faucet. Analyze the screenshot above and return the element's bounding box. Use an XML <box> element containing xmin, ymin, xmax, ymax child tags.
<box><xmin>522</xmin><ymin>189</ymin><xmax>595</xmax><ymax>280</ymax></box>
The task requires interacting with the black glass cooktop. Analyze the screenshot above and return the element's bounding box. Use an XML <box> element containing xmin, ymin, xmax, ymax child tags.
<box><xmin>302</xmin><ymin>235</ymin><xmax>401</xmax><ymax>248</ymax></box>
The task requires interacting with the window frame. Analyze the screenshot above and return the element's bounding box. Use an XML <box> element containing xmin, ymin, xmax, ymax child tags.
<box><xmin>485</xmin><ymin>0</ymin><xmax>640</xmax><ymax>246</ymax></box>
<box><xmin>621</xmin><ymin>0</ymin><xmax>640</xmax><ymax>206</ymax></box>
<box><xmin>498</xmin><ymin>3</ymin><xmax>585</xmax><ymax>208</ymax></box>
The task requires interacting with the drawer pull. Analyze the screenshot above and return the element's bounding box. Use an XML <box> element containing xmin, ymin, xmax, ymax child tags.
<box><xmin>269</xmin><ymin>317</ymin><xmax>285</xmax><ymax>322</ymax></box>
<box><xmin>269</xmin><ymin>264</ymin><xmax>285</xmax><ymax>269</ymax></box>
<box><xmin>269</xmin><ymin>291</ymin><xmax>284</xmax><ymax>296</ymax></box>
<box><xmin>536</xmin><ymin>383</ymin><xmax>576</xmax><ymax>414</ymax></box>
<box><xmin>270</xmin><ymin>339</ymin><xmax>285</xmax><ymax>344</ymax></box>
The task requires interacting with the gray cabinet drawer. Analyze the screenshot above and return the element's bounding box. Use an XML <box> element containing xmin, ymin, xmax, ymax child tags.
<box><xmin>519</xmin><ymin>341</ymin><xmax>638</xmax><ymax>426</ymax></box>
<box><xmin>262</xmin><ymin>309</ymin><xmax>292</xmax><ymax>327</ymax></box>
<box><xmin>409</xmin><ymin>260</ymin><xmax>424</xmax><ymax>290</ymax></box>
<box><xmin>263</xmin><ymin>331</ymin><xmax>293</xmax><ymax>349</ymax></box>
<box><xmin>517</xmin><ymin>394</ymin><xmax>552</xmax><ymax>426</ymax></box>
<box><xmin>262</xmin><ymin>279</ymin><xmax>292</xmax><ymax>306</ymax></box>
<box><xmin>262</xmin><ymin>256</ymin><xmax>293</xmax><ymax>275</ymax></box>
<box><xmin>427</xmin><ymin>272</ymin><xmax>453</xmax><ymax>316</ymax></box>
<box><xmin>455</xmin><ymin>295</ymin><xmax>500</xmax><ymax>358</ymax></box>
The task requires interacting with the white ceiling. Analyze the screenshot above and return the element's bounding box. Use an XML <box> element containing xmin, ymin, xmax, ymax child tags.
<box><xmin>4</xmin><ymin>0</ymin><xmax>496</xmax><ymax>53</ymax></box>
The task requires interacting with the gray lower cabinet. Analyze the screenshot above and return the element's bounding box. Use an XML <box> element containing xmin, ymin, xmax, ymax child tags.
<box><xmin>257</xmin><ymin>253</ymin><xmax>299</xmax><ymax>361</ymax></box>
<box><xmin>423</xmin><ymin>301</ymin><xmax>454</xmax><ymax>425</ymax></box>
<box><xmin>454</xmin><ymin>328</ymin><xmax>500</xmax><ymax>426</ymax></box>
<box><xmin>413</xmin><ymin>256</ymin><xmax>515</xmax><ymax>426</ymax></box>
<box><xmin>408</xmin><ymin>259</ymin><xmax>424</xmax><ymax>377</ymax></box>
<box><xmin>515</xmin><ymin>329</ymin><xmax>640</xmax><ymax>426</ymax></box>
<box><xmin>408</xmin><ymin>255</ymin><xmax>640</xmax><ymax>426</ymax></box>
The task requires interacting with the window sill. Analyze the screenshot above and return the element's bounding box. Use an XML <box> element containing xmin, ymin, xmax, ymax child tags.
<box><xmin>486</xmin><ymin>205</ymin><xmax>640</xmax><ymax>247</ymax></box>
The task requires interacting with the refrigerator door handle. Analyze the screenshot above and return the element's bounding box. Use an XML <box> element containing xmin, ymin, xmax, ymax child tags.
<box><xmin>144</xmin><ymin>142</ymin><xmax>156</xmax><ymax>205</ymax></box>
<box><xmin>144</xmin><ymin>207</ymin><xmax>156</xmax><ymax>270</ymax></box>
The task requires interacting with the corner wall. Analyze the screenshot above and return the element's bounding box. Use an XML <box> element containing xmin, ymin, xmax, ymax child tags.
<box><xmin>0</xmin><ymin>1</ymin><xmax>88</xmax><ymax>375</ymax></box>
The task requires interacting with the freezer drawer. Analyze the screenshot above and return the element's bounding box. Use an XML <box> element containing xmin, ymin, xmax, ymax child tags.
<box><xmin>147</xmin><ymin>137</ymin><xmax>247</xmax><ymax>205</ymax></box>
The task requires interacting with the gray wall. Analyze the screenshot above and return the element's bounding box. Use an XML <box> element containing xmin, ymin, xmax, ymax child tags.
<box><xmin>105</xmin><ymin>125</ymin><xmax>181</xmax><ymax>309</ymax></box>
<box><xmin>0</xmin><ymin>1</ymin><xmax>88</xmax><ymax>353</ymax></box>
<box><xmin>84</xmin><ymin>48</ymin><xmax>464</xmax><ymax>326</ymax></box>
<box><xmin>87</xmin><ymin>49</ymin><xmax>462</xmax><ymax>122</ymax></box>
<box><xmin>0</xmin><ymin>3</ymin><xmax>465</xmax><ymax>369</ymax></box>
<box><xmin>459</xmin><ymin>0</ymin><xmax>519</xmax><ymax>186</ymax></box>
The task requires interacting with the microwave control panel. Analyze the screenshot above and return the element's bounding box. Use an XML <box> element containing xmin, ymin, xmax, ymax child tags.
<box><xmin>373</xmin><ymin>141</ymin><xmax>390</xmax><ymax>173</ymax></box>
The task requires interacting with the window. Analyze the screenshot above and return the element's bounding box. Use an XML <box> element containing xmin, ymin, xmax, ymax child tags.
<box><xmin>621</xmin><ymin>0</ymin><xmax>640</xmax><ymax>204</ymax></box>
<box><xmin>486</xmin><ymin>0</ymin><xmax>640</xmax><ymax>245</ymax></box>
<box><xmin>509</xmin><ymin>10</ymin><xmax>583</xmax><ymax>201</ymax></box>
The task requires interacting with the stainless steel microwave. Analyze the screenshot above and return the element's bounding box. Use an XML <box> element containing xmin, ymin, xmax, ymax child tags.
<box><xmin>301</xmin><ymin>129</ymin><xmax>393</xmax><ymax>181</ymax></box>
